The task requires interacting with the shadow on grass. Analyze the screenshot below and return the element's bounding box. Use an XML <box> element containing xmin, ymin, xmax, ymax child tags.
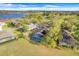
<box><xmin>27</xmin><ymin>39</ymin><xmax>41</xmax><ymax>45</ymax></box>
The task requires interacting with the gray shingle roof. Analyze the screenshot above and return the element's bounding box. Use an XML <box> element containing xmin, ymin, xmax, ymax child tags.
<box><xmin>0</xmin><ymin>31</ymin><xmax>16</xmax><ymax>43</ymax></box>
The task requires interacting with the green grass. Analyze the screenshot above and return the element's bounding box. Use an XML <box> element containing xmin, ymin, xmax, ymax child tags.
<box><xmin>0</xmin><ymin>38</ymin><xmax>79</xmax><ymax>56</ymax></box>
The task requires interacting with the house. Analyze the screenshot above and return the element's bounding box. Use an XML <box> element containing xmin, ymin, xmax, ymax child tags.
<box><xmin>29</xmin><ymin>23</ymin><xmax>49</xmax><ymax>42</ymax></box>
<box><xmin>0</xmin><ymin>31</ymin><xmax>16</xmax><ymax>43</ymax></box>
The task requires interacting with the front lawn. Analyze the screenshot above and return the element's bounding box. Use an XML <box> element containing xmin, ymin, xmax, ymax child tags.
<box><xmin>0</xmin><ymin>38</ymin><xmax>78</xmax><ymax>56</ymax></box>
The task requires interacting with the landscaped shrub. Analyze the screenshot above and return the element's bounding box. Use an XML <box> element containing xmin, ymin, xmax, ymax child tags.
<box><xmin>13</xmin><ymin>30</ymin><xmax>24</xmax><ymax>39</ymax></box>
<box><xmin>6</xmin><ymin>21</ymin><xmax>15</xmax><ymax>27</ymax></box>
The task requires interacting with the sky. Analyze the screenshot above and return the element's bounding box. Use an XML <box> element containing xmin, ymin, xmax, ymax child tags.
<box><xmin>0</xmin><ymin>3</ymin><xmax>79</xmax><ymax>11</ymax></box>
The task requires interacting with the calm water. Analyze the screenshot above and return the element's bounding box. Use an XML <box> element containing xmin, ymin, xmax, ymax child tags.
<box><xmin>0</xmin><ymin>14</ymin><xmax>26</xmax><ymax>19</ymax></box>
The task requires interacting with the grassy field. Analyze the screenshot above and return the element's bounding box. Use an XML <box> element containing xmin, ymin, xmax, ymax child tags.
<box><xmin>0</xmin><ymin>38</ymin><xmax>78</xmax><ymax>56</ymax></box>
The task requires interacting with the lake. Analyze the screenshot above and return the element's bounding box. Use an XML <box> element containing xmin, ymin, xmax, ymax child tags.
<box><xmin>0</xmin><ymin>14</ymin><xmax>26</xmax><ymax>19</ymax></box>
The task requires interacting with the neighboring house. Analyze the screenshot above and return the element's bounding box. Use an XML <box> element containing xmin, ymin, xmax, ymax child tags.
<box><xmin>27</xmin><ymin>23</ymin><xmax>49</xmax><ymax>31</ymax></box>
<box><xmin>0</xmin><ymin>20</ymin><xmax>16</xmax><ymax>43</ymax></box>
<box><xmin>58</xmin><ymin>29</ymin><xmax>76</xmax><ymax>48</ymax></box>
<box><xmin>37</xmin><ymin>24</ymin><xmax>49</xmax><ymax>31</ymax></box>
<box><xmin>27</xmin><ymin>23</ymin><xmax>37</xmax><ymax>31</ymax></box>
<box><xmin>0</xmin><ymin>20</ymin><xmax>6</xmax><ymax>32</ymax></box>
<box><xmin>0</xmin><ymin>31</ymin><xmax>16</xmax><ymax>43</ymax></box>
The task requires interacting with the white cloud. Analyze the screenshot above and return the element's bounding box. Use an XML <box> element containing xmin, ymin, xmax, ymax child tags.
<box><xmin>1</xmin><ymin>7</ymin><xmax>79</xmax><ymax>11</ymax></box>
<box><xmin>14</xmin><ymin>4</ymin><xmax>28</xmax><ymax>7</ymax></box>
<box><xmin>44</xmin><ymin>5</ymin><xmax>59</xmax><ymax>8</ymax></box>
<box><xmin>5</xmin><ymin>4</ymin><xmax>13</xmax><ymax>6</ymax></box>
<box><xmin>0</xmin><ymin>3</ymin><xmax>15</xmax><ymax>8</ymax></box>
<box><xmin>0</xmin><ymin>3</ymin><xmax>26</xmax><ymax>7</ymax></box>
<box><xmin>0</xmin><ymin>3</ymin><xmax>13</xmax><ymax>6</ymax></box>
<box><xmin>0</xmin><ymin>3</ymin><xmax>59</xmax><ymax>8</ymax></box>
<box><xmin>0</xmin><ymin>3</ymin><xmax>79</xmax><ymax>11</ymax></box>
<box><xmin>0</xmin><ymin>0</ymin><xmax>78</xmax><ymax>3</ymax></box>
